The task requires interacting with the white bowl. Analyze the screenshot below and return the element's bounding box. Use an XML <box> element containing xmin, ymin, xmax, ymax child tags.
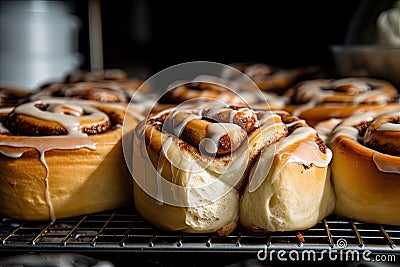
<box><xmin>0</xmin><ymin>53</ymin><xmax>83</xmax><ymax>91</ymax></box>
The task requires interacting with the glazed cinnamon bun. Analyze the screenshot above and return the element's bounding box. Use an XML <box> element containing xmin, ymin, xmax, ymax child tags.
<box><xmin>284</xmin><ymin>77</ymin><xmax>399</xmax><ymax>126</ymax></box>
<box><xmin>33</xmin><ymin>69</ymin><xmax>155</xmax><ymax>115</ymax></box>
<box><xmin>0</xmin><ymin>99</ymin><xmax>140</xmax><ymax>221</ymax></box>
<box><xmin>133</xmin><ymin>102</ymin><xmax>254</xmax><ymax>235</ymax></box>
<box><xmin>328</xmin><ymin>107</ymin><xmax>400</xmax><ymax>226</ymax></box>
<box><xmin>131</xmin><ymin>100</ymin><xmax>334</xmax><ymax>235</ymax></box>
<box><xmin>221</xmin><ymin>62</ymin><xmax>321</xmax><ymax>94</ymax></box>
<box><xmin>159</xmin><ymin>76</ymin><xmax>288</xmax><ymax>110</ymax></box>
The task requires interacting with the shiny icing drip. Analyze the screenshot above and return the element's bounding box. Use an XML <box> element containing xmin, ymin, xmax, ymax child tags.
<box><xmin>314</xmin><ymin>118</ymin><xmax>343</xmax><ymax>142</ymax></box>
<box><xmin>173</xmin><ymin>113</ymin><xmax>202</xmax><ymax>137</ymax></box>
<box><xmin>373</xmin><ymin>152</ymin><xmax>400</xmax><ymax>174</ymax></box>
<box><xmin>377</xmin><ymin>122</ymin><xmax>400</xmax><ymax>131</ymax></box>
<box><xmin>330</xmin><ymin>110</ymin><xmax>400</xmax><ymax>174</ymax></box>
<box><xmin>0</xmin><ymin>99</ymin><xmax>114</xmax><ymax>220</ymax></box>
<box><xmin>203</xmin><ymin>123</ymin><xmax>243</xmax><ymax>154</ymax></box>
<box><xmin>249</xmin><ymin>125</ymin><xmax>331</xmax><ymax>192</ymax></box>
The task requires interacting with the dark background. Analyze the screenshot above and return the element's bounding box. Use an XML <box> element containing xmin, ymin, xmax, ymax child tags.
<box><xmin>70</xmin><ymin>0</ymin><xmax>392</xmax><ymax>78</ymax></box>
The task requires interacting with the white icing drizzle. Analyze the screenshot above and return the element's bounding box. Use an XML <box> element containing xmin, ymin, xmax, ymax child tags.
<box><xmin>173</xmin><ymin>112</ymin><xmax>201</xmax><ymax>137</ymax></box>
<box><xmin>249</xmin><ymin>126</ymin><xmax>330</xmax><ymax>192</ymax></box>
<box><xmin>199</xmin><ymin>138</ymin><xmax>218</xmax><ymax>154</ymax></box>
<box><xmin>377</xmin><ymin>122</ymin><xmax>400</xmax><ymax>131</ymax></box>
<box><xmin>331</xmin><ymin>78</ymin><xmax>370</xmax><ymax>93</ymax></box>
<box><xmin>331</xmin><ymin>125</ymin><xmax>359</xmax><ymax>142</ymax></box>
<box><xmin>330</xmin><ymin>112</ymin><xmax>376</xmax><ymax>142</ymax></box>
<box><xmin>314</xmin><ymin>118</ymin><xmax>343</xmax><ymax>143</ymax></box>
<box><xmin>285</xmin><ymin>119</ymin><xmax>306</xmax><ymax>128</ymax></box>
<box><xmin>15</xmin><ymin>100</ymin><xmax>109</xmax><ymax>138</ymax></box>
<box><xmin>204</xmin><ymin>123</ymin><xmax>242</xmax><ymax>154</ymax></box>
<box><xmin>0</xmin><ymin>99</ymin><xmax>118</xmax><ymax>220</ymax></box>
<box><xmin>289</xmin><ymin>141</ymin><xmax>332</xmax><ymax>168</ymax></box>
<box><xmin>373</xmin><ymin>151</ymin><xmax>400</xmax><ymax>174</ymax></box>
<box><xmin>255</xmin><ymin>110</ymin><xmax>280</xmax><ymax>126</ymax></box>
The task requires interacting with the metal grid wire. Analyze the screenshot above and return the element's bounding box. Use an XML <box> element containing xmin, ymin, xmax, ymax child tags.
<box><xmin>0</xmin><ymin>207</ymin><xmax>399</xmax><ymax>255</ymax></box>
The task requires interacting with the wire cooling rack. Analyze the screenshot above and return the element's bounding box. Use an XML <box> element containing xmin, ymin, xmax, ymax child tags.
<box><xmin>0</xmin><ymin>207</ymin><xmax>399</xmax><ymax>266</ymax></box>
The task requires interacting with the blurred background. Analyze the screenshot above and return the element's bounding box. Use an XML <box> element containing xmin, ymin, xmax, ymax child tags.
<box><xmin>1</xmin><ymin>0</ymin><xmax>398</xmax><ymax>90</ymax></box>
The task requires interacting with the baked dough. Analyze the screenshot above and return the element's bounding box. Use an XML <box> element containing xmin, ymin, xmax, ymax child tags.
<box><xmin>328</xmin><ymin>108</ymin><xmax>400</xmax><ymax>225</ymax></box>
<box><xmin>0</xmin><ymin>99</ymin><xmax>140</xmax><ymax>220</ymax></box>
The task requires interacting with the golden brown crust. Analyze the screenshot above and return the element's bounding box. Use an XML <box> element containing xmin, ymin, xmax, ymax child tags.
<box><xmin>0</xmin><ymin>99</ymin><xmax>139</xmax><ymax>221</ymax></box>
<box><xmin>329</xmin><ymin>109</ymin><xmax>400</xmax><ymax>225</ymax></box>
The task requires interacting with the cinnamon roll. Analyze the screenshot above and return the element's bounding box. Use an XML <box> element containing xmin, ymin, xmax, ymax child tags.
<box><xmin>239</xmin><ymin>111</ymin><xmax>335</xmax><ymax>233</ymax></box>
<box><xmin>34</xmin><ymin>77</ymin><xmax>147</xmax><ymax>101</ymax></box>
<box><xmin>131</xmin><ymin>100</ymin><xmax>334</xmax><ymax>235</ymax></box>
<box><xmin>328</xmin><ymin>107</ymin><xmax>400</xmax><ymax>226</ymax></box>
<box><xmin>133</xmin><ymin>102</ymin><xmax>254</xmax><ymax>235</ymax></box>
<box><xmin>159</xmin><ymin>77</ymin><xmax>288</xmax><ymax>110</ymax></box>
<box><xmin>159</xmin><ymin>80</ymin><xmax>243</xmax><ymax>105</ymax></box>
<box><xmin>221</xmin><ymin>62</ymin><xmax>321</xmax><ymax>94</ymax></box>
<box><xmin>33</xmin><ymin>70</ymin><xmax>155</xmax><ymax>115</ymax></box>
<box><xmin>284</xmin><ymin>77</ymin><xmax>399</xmax><ymax>126</ymax></box>
<box><xmin>0</xmin><ymin>99</ymin><xmax>140</xmax><ymax>221</ymax></box>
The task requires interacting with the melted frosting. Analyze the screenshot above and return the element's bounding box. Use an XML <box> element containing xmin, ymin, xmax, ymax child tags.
<box><xmin>205</xmin><ymin>123</ymin><xmax>243</xmax><ymax>154</ymax></box>
<box><xmin>249</xmin><ymin>126</ymin><xmax>331</xmax><ymax>192</ymax></box>
<box><xmin>373</xmin><ymin>151</ymin><xmax>400</xmax><ymax>174</ymax></box>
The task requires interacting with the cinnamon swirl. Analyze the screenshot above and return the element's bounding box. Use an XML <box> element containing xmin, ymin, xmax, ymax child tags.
<box><xmin>0</xmin><ymin>99</ymin><xmax>140</xmax><ymax>221</ymax></box>
<box><xmin>328</xmin><ymin>107</ymin><xmax>400</xmax><ymax>225</ymax></box>
<box><xmin>284</xmin><ymin>77</ymin><xmax>399</xmax><ymax>126</ymax></box>
<box><xmin>132</xmin><ymin>102</ymin><xmax>257</xmax><ymax>235</ymax></box>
